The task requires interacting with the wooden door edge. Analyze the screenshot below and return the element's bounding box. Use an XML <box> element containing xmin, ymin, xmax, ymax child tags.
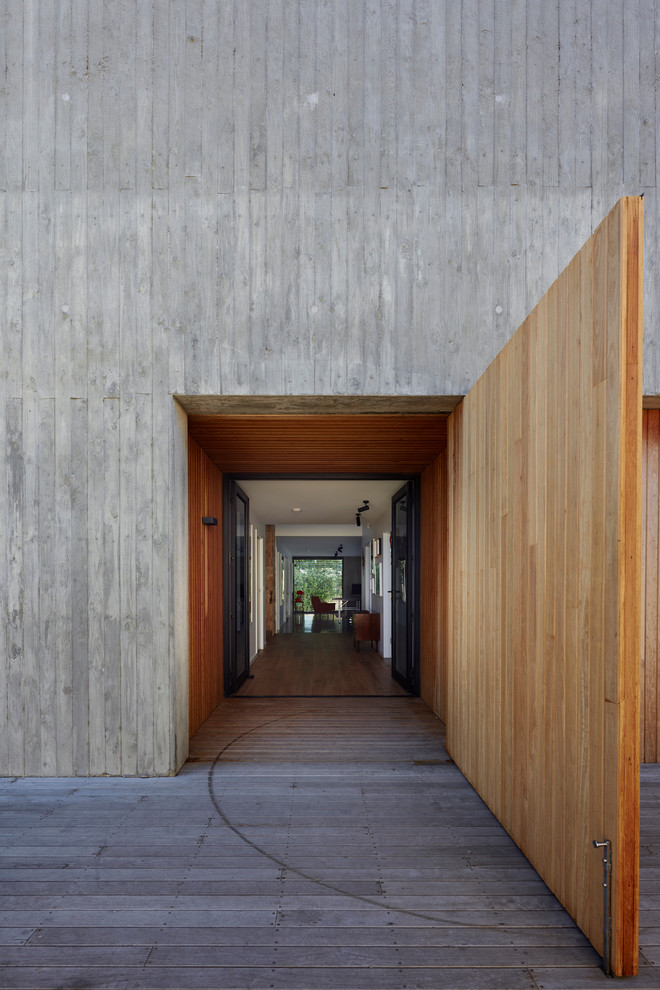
<box><xmin>613</xmin><ymin>196</ymin><xmax>644</xmax><ymax>977</ymax></box>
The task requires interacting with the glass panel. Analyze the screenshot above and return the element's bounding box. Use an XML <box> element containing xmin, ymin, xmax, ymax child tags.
<box><xmin>393</xmin><ymin>494</ymin><xmax>408</xmax><ymax>679</ymax></box>
<box><xmin>225</xmin><ymin>481</ymin><xmax>250</xmax><ymax>694</ymax></box>
<box><xmin>235</xmin><ymin>492</ymin><xmax>248</xmax><ymax>679</ymax></box>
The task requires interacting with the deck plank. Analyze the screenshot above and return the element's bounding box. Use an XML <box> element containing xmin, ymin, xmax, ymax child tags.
<box><xmin>0</xmin><ymin>698</ymin><xmax>658</xmax><ymax>988</ymax></box>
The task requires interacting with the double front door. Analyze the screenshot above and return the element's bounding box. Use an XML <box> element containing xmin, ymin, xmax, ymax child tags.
<box><xmin>224</xmin><ymin>480</ymin><xmax>250</xmax><ymax>694</ymax></box>
<box><xmin>391</xmin><ymin>480</ymin><xmax>418</xmax><ymax>694</ymax></box>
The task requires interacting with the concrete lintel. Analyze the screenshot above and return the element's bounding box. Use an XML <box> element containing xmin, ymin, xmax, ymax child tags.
<box><xmin>174</xmin><ymin>394</ymin><xmax>463</xmax><ymax>416</ymax></box>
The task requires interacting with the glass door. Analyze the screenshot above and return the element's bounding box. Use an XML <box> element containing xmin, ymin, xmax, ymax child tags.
<box><xmin>224</xmin><ymin>481</ymin><xmax>250</xmax><ymax>693</ymax></box>
<box><xmin>391</xmin><ymin>481</ymin><xmax>419</xmax><ymax>693</ymax></box>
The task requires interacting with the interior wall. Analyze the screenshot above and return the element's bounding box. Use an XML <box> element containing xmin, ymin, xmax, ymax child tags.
<box><xmin>265</xmin><ymin>526</ymin><xmax>276</xmax><ymax>639</ymax></box>
<box><xmin>363</xmin><ymin>510</ymin><xmax>391</xmax><ymax>657</ymax></box>
<box><xmin>446</xmin><ymin>198</ymin><xmax>643</xmax><ymax>976</ymax></box>
<box><xmin>187</xmin><ymin>438</ymin><xmax>223</xmax><ymax>737</ymax></box>
<box><xmin>249</xmin><ymin>512</ymin><xmax>266</xmax><ymax>663</ymax></box>
<box><xmin>643</xmin><ymin>409</ymin><xmax>660</xmax><ymax>762</ymax></box>
<box><xmin>420</xmin><ymin>451</ymin><xmax>448</xmax><ymax>723</ymax></box>
<box><xmin>278</xmin><ymin>550</ymin><xmax>292</xmax><ymax>629</ymax></box>
<box><xmin>342</xmin><ymin>557</ymin><xmax>361</xmax><ymax>600</ymax></box>
<box><xmin>256</xmin><ymin>535</ymin><xmax>265</xmax><ymax>652</ymax></box>
<box><xmin>361</xmin><ymin>544</ymin><xmax>372</xmax><ymax>613</ymax></box>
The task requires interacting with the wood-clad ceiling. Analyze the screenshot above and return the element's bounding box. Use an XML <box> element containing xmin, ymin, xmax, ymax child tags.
<box><xmin>187</xmin><ymin>414</ymin><xmax>448</xmax><ymax>474</ymax></box>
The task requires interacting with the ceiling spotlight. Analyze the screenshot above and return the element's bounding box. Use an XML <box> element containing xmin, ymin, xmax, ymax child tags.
<box><xmin>356</xmin><ymin>499</ymin><xmax>370</xmax><ymax>526</ymax></box>
<box><xmin>333</xmin><ymin>544</ymin><xmax>344</xmax><ymax>557</ymax></box>
<box><xmin>291</xmin><ymin>507</ymin><xmax>303</xmax><ymax>513</ymax></box>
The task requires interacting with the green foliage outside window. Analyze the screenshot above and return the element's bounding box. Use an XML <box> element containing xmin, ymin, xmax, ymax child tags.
<box><xmin>293</xmin><ymin>558</ymin><xmax>343</xmax><ymax>612</ymax></box>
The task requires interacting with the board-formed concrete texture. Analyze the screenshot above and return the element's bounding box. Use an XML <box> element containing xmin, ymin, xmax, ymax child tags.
<box><xmin>2</xmin><ymin>1</ymin><xmax>660</xmax><ymax>776</ymax></box>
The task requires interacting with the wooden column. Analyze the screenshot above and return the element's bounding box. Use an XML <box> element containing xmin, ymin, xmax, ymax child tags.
<box><xmin>188</xmin><ymin>438</ymin><xmax>223</xmax><ymax>736</ymax></box>
<box><xmin>420</xmin><ymin>451</ymin><xmax>449</xmax><ymax>723</ymax></box>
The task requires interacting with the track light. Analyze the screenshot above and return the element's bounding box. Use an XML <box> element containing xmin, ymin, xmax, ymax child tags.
<box><xmin>356</xmin><ymin>499</ymin><xmax>370</xmax><ymax>526</ymax></box>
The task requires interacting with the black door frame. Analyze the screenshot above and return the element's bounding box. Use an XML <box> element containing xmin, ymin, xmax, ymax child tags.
<box><xmin>222</xmin><ymin>471</ymin><xmax>421</xmax><ymax>696</ymax></box>
<box><xmin>391</xmin><ymin>479</ymin><xmax>420</xmax><ymax>695</ymax></box>
<box><xmin>223</xmin><ymin>478</ymin><xmax>251</xmax><ymax>695</ymax></box>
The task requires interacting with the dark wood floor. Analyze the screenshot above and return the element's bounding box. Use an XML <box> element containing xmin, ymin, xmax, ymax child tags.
<box><xmin>235</xmin><ymin>615</ymin><xmax>407</xmax><ymax>697</ymax></box>
<box><xmin>3</xmin><ymin>694</ymin><xmax>660</xmax><ymax>987</ymax></box>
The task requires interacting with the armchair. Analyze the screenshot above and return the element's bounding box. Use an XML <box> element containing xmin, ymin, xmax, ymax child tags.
<box><xmin>311</xmin><ymin>595</ymin><xmax>336</xmax><ymax>616</ymax></box>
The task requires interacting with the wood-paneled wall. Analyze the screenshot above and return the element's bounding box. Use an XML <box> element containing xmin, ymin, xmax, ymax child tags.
<box><xmin>188</xmin><ymin>438</ymin><xmax>223</xmax><ymax>737</ymax></box>
<box><xmin>447</xmin><ymin>198</ymin><xmax>643</xmax><ymax>976</ymax></box>
<box><xmin>643</xmin><ymin>410</ymin><xmax>660</xmax><ymax>762</ymax></box>
<box><xmin>420</xmin><ymin>452</ymin><xmax>448</xmax><ymax>723</ymax></box>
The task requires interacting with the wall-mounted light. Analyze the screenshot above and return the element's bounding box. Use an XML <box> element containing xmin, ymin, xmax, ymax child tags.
<box><xmin>202</xmin><ymin>517</ymin><xmax>217</xmax><ymax>526</ymax></box>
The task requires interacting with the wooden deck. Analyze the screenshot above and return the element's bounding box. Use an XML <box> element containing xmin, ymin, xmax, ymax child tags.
<box><xmin>1</xmin><ymin>695</ymin><xmax>660</xmax><ymax>987</ymax></box>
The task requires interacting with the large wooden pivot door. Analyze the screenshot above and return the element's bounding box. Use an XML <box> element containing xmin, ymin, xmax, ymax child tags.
<box><xmin>447</xmin><ymin>198</ymin><xmax>643</xmax><ymax>976</ymax></box>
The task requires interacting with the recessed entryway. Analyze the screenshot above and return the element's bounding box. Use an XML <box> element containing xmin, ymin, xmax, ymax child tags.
<box><xmin>183</xmin><ymin>397</ymin><xmax>452</xmax><ymax>736</ymax></box>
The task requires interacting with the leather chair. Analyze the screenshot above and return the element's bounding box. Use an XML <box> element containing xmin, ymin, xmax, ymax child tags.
<box><xmin>311</xmin><ymin>595</ymin><xmax>336</xmax><ymax>616</ymax></box>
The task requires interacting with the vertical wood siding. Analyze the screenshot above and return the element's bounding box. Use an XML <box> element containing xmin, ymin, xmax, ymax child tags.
<box><xmin>446</xmin><ymin>198</ymin><xmax>643</xmax><ymax>976</ymax></box>
<box><xmin>643</xmin><ymin>410</ymin><xmax>660</xmax><ymax>762</ymax></box>
<box><xmin>420</xmin><ymin>451</ymin><xmax>448</xmax><ymax>723</ymax></box>
<box><xmin>188</xmin><ymin>438</ymin><xmax>223</xmax><ymax>738</ymax></box>
<box><xmin>1</xmin><ymin>1</ymin><xmax>658</xmax><ymax>775</ymax></box>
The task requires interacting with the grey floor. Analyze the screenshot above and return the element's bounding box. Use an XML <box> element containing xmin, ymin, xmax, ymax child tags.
<box><xmin>1</xmin><ymin>696</ymin><xmax>660</xmax><ymax>989</ymax></box>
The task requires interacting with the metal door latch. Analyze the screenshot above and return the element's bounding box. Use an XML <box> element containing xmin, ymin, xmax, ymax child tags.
<box><xmin>593</xmin><ymin>839</ymin><xmax>612</xmax><ymax>976</ymax></box>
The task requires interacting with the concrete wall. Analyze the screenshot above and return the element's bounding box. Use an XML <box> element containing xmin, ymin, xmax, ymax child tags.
<box><xmin>2</xmin><ymin>0</ymin><xmax>659</xmax><ymax>774</ymax></box>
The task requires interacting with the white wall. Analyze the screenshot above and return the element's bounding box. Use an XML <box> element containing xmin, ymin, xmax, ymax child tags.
<box><xmin>380</xmin><ymin>535</ymin><xmax>392</xmax><ymax>660</ymax></box>
<box><xmin>362</xmin><ymin>513</ymin><xmax>392</xmax><ymax>658</ymax></box>
<box><xmin>2</xmin><ymin>0</ymin><xmax>660</xmax><ymax>774</ymax></box>
<box><xmin>276</xmin><ymin>547</ymin><xmax>294</xmax><ymax>631</ymax></box>
<box><xmin>249</xmin><ymin>512</ymin><xmax>266</xmax><ymax>663</ymax></box>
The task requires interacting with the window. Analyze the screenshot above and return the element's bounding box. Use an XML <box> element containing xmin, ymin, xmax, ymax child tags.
<box><xmin>293</xmin><ymin>558</ymin><xmax>343</xmax><ymax>611</ymax></box>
